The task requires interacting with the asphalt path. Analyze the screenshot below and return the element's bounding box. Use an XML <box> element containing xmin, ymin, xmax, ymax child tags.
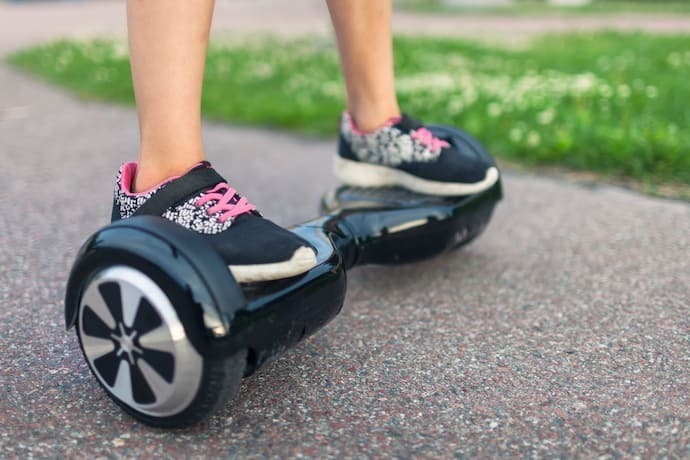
<box><xmin>3</xmin><ymin>0</ymin><xmax>690</xmax><ymax>55</ymax></box>
<box><xmin>1</xmin><ymin>1</ymin><xmax>689</xmax><ymax>457</ymax></box>
<box><xmin>2</xmin><ymin>61</ymin><xmax>689</xmax><ymax>458</ymax></box>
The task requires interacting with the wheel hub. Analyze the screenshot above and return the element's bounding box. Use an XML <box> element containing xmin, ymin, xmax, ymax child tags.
<box><xmin>78</xmin><ymin>265</ymin><xmax>203</xmax><ymax>418</ymax></box>
<box><xmin>111</xmin><ymin>323</ymin><xmax>143</xmax><ymax>365</ymax></box>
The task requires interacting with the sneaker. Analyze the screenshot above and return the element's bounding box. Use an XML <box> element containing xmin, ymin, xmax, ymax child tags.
<box><xmin>112</xmin><ymin>162</ymin><xmax>317</xmax><ymax>283</ymax></box>
<box><xmin>335</xmin><ymin>112</ymin><xmax>499</xmax><ymax>196</ymax></box>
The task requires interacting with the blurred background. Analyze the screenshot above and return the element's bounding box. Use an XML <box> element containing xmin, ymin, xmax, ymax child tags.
<box><xmin>1</xmin><ymin>0</ymin><xmax>689</xmax><ymax>198</ymax></box>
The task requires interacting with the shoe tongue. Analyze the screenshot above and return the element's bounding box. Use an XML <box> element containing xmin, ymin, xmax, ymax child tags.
<box><xmin>393</xmin><ymin>113</ymin><xmax>424</xmax><ymax>133</ymax></box>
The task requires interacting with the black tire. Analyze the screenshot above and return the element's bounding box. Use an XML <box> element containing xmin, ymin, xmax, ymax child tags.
<box><xmin>77</xmin><ymin>323</ymin><xmax>246</xmax><ymax>428</ymax></box>
<box><xmin>66</xmin><ymin>217</ymin><xmax>249</xmax><ymax>427</ymax></box>
<box><xmin>74</xmin><ymin>261</ymin><xmax>246</xmax><ymax>428</ymax></box>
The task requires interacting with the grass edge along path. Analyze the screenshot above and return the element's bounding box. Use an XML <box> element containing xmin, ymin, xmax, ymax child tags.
<box><xmin>7</xmin><ymin>32</ymin><xmax>690</xmax><ymax>198</ymax></box>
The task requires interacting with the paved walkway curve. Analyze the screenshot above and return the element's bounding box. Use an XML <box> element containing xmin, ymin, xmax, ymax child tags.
<box><xmin>2</xmin><ymin>0</ymin><xmax>690</xmax><ymax>54</ymax></box>
<box><xmin>1</xmin><ymin>1</ymin><xmax>689</xmax><ymax>458</ymax></box>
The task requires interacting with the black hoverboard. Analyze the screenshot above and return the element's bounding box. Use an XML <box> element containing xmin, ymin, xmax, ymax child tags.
<box><xmin>64</xmin><ymin>126</ymin><xmax>502</xmax><ymax>427</ymax></box>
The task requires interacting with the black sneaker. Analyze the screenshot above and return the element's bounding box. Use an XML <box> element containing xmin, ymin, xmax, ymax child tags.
<box><xmin>335</xmin><ymin>112</ymin><xmax>499</xmax><ymax>196</ymax></box>
<box><xmin>112</xmin><ymin>162</ymin><xmax>317</xmax><ymax>283</ymax></box>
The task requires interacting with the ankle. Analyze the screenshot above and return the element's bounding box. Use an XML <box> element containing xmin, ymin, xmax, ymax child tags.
<box><xmin>134</xmin><ymin>156</ymin><xmax>205</xmax><ymax>193</ymax></box>
<box><xmin>347</xmin><ymin>104</ymin><xmax>400</xmax><ymax>133</ymax></box>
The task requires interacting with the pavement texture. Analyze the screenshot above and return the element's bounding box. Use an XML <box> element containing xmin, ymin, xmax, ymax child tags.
<box><xmin>1</xmin><ymin>1</ymin><xmax>689</xmax><ymax>458</ymax></box>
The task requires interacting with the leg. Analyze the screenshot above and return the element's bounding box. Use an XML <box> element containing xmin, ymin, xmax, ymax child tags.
<box><xmin>115</xmin><ymin>0</ymin><xmax>317</xmax><ymax>281</ymax></box>
<box><xmin>326</xmin><ymin>0</ymin><xmax>400</xmax><ymax>132</ymax></box>
<box><xmin>127</xmin><ymin>0</ymin><xmax>215</xmax><ymax>191</ymax></box>
<box><xmin>328</xmin><ymin>1</ymin><xmax>498</xmax><ymax>195</ymax></box>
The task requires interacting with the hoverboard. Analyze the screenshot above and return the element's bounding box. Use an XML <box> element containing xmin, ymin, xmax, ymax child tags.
<box><xmin>64</xmin><ymin>126</ymin><xmax>502</xmax><ymax>427</ymax></box>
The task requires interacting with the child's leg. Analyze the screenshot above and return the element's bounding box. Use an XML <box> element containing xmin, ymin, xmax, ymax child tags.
<box><xmin>119</xmin><ymin>0</ymin><xmax>317</xmax><ymax>282</ymax></box>
<box><xmin>327</xmin><ymin>1</ymin><xmax>499</xmax><ymax>195</ymax></box>
<box><xmin>325</xmin><ymin>0</ymin><xmax>400</xmax><ymax>132</ymax></box>
<box><xmin>127</xmin><ymin>0</ymin><xmax>215</xmax><ymax>192</ymax></box>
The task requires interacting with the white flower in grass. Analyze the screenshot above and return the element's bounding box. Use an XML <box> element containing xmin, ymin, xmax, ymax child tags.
<box><xmin>487</xmin><ymin>103</ymin><xmax>502</xmax><ymax>118</ymax></box>
<box><xmin>537</xmin><ymin>108</ymin><xmax>555</xmax><ymax>125</ymax></box>
<box><xmin>527</xmin><ymin>131</ymin><xmax>541</xmax><ymax>148</ymax></box>
<box><xmin>55</xmin><ymin>49</ymin><xmax>73</xmax><ymax>72</ymax></box>
<box><xmin>252</xmin><ymin>63</ymin><xmax>274</xmax><ymax>79</ymax></box>
<box><xmin>462</xmin><ymin>88</ymin><xmax>479</xmax><ymax>107</ymax></box>
<box><xmin>571</xmin><ymin>73</ymin><xmax>597</xmax><ymax>95</ymax></box>
<box><xmin>614</xmin><ymin>53</ymin><xmax>635</xmax><ymax>71</ymax></box>
<box><xmin>395</xmin><ymin>73</ymin><xmax>456</xmax><ymax>93</ymax></box>
<box><xmin>667</xmin><ymin>52</ymin><xmax>682</xmax><ymax>68</ymax></box>
<box><xmin>509</xmin><ymin>128</ymin><xmax>523</xmax><ymax>143</ymax></box>
<box><xmin>597</xmin><ymin>56</ymin><xmax>611</xmax><ymax>71</ymax></box>
<box><xmin>448</xmin><ymin>97</ymin><xmax>465</xmax><ymax>115</ymax></box>
<box><xmin>321</xmin><ymin>81</ymin><xmax>342</xmax><ymax>98</ymax></box>
<box><xmin>285</xmin><ymin>75</ymin><xmax>307</xmax><ymax>92</ymax></box>
<box><xmin>617</xmin><ymin>84</ymin><xmax>631</xmax><ymax>99</ymax></box>
<box><xmin>514</xmin><ymin>95</ymin><xmax>528</xmax><ymax>111</ymax></box>
<box><xmin>645</xmin><ymin>86</ymin><xmax>658</xmax><ymax>99</ymax></box>
<box><xmin>599</xmin><ymin>85</ymin><xmax>613</xmax><ymax>98</ymax></box>
<box><xmin>81</xmin><ymin>43</ymin><xmax>102</xmax><ymax>63</ymax></box>
<box><xmin>447</xmin><ymin>55</ymin><xmax>469</xmax><ymax>68</ymax></box>
<box><xmin>111</xmin><ymin>41</ymin><xmax>129</xmax><ymax>60</ymax></box>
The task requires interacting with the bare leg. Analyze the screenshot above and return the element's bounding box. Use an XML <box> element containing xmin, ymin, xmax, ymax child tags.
<box><xmin>326</xmin><ymin>0</ymin><xmax>400</xmax><ymax>132</ymax></box>
<box><xmin>126</xmin><ymin>0</ymin><xmax>215</xmax><ymax>191</ymax></box>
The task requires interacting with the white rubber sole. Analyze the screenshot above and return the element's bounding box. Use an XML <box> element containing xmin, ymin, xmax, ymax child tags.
<box><xmin>228</xmin><ymin>246</ymin><xmax>318</xmax><ymax>283</ymax></box>
<box><xmin>334</xmin><ymin>156</ymin><xmax>499</xmax><ymax>196</ymax></box>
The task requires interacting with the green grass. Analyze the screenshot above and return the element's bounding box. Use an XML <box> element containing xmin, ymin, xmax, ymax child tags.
<box><xmin>7</xmin><ymin>32</ymin><xmax>690</xmax><ymax>188</ymax></box>
<box><xmin>397</xmin><ymin>0</ymin><xmax>690</xmax><ymax>15</ymax></box>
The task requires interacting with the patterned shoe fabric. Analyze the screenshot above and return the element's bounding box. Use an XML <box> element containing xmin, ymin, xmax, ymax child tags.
<box><xmin>113</xmin><ymin>162</ymin><xmax>317</xmax><ymax>283</ymax></box>
<box><xmin>335</xmin><ymin>112</ymin><xmax>499</xmax><ymax>196</ymax></box>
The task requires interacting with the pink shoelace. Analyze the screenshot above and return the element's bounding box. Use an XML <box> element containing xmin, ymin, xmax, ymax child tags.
<box><xmin>410</xmin><ymin>127</ymin><xmax>450</xmax><ymax>153</ymax></box>
<box><xmin>194</xmin><ymin>183</ymin><xmax>256</xmax><ymax>223</ymax></box>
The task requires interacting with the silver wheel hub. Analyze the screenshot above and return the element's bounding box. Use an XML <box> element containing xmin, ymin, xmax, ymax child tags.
<box><xmin>78</xmin><ymin>266</ymin><xmax>203</xmax><ymax>418</ymax></box>
<box><xmin>111</xmin><ymin>323</ymin><xmax>143</xmax><ymax>365</ymax></box>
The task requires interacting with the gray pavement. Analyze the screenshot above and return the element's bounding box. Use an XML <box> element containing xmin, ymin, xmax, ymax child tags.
<box><xmin>1</xmin><ymin>1</ymin><xmax>690</xmax><ymax>458</ymax></box>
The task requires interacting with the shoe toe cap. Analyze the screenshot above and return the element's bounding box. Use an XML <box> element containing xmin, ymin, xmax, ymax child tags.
<box><xmin>207</xmin><ymin>213</ymin><xmax>314</xmax><ymax>266</ymax></box>
<box><xmin>429</xmin><ymin>124</ymin><xmax>496</xmax><ymax>167</ymax></box>
<box><xmin>429</xmin><ymin>125</ymin><xmax>498</xmax><ymax>183</ymax></box>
